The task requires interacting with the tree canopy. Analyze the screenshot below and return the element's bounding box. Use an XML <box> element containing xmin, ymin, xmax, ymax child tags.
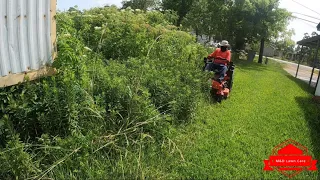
<box><xmin>272</xmin><ymin>29</ymin><xmax>296</xmax><ymax>57</ymax></box>
<box><xmin>181</xmin><ymin>0</ymin><xmax>291</xmax><ymax>50</ymax></box>
<box><xmin>121</xmin><ymin>0</ymin><xmax>292</xmax><ymax>53</ymax></box>
<box><xmin>162</xmin><ymin>0</ymin><xmax>194</xmax><ymax>26</ymax></box>
<box><xmin>122</xmin><ymin>0</ymin><xmax>160</xmax><ymax>10</ymax></box>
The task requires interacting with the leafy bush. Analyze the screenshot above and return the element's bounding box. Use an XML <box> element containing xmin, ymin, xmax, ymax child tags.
<box><xmin>0</xmin><ymin>6</ymin><xmax>208</xmax><ymax>179</ymax></box>
<box><xmin>0</xmin><ymin>135</ymin><xmax>40</xmax><ymax>179</ymax></box>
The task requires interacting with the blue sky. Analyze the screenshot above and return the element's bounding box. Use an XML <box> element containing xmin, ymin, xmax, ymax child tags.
<box><xmin>57</xmin><ymin>0</ymin><xmax>320</xmax><ymax>42</ymax></box>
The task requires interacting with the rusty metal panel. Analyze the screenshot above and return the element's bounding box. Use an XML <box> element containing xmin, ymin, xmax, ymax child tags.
<box><xmin>0</xmin><ymin>0</ymin><xmax>56</xmax><ymax>86</ymax></box>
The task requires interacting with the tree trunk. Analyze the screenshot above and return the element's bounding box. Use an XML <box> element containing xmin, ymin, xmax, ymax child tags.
<box><xmin>195</xmin><ymin>28</ymin><xmax>199</xmax><ymax>43</ymax></box>
<box><xmin>176</xmin><ymin>0</ymin><xmax>185</xmax><ymax>26</ymax></box>
<box><xmin>258</xmin><ymin>38</ymin><xmax>265</xmax><ymax>64</ymax></box>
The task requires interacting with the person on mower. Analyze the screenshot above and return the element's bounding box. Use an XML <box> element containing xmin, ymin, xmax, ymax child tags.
<box><xmin>205</xmin><ymin>40</ymin><xmax>231</xmax><ymax>83</ymax></box>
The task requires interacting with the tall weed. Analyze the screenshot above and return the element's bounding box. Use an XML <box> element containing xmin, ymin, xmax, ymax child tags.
<box><xmin>0</xmin><ymin>6</ymin><xmax>208</xmax><ymax>179</ymax></box>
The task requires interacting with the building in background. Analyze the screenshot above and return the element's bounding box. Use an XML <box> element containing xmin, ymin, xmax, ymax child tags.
<box><xmin>263</xmin><ymin>46</ymin><xmax>276</xmax><ymax>57</ymax></box>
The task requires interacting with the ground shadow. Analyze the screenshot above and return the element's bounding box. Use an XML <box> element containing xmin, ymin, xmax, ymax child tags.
<box><xmin>234</xmin><ymin>58</ymin><xmax>316</xmax><ymax>95</ymax></box>
<box><xmin>233</xmin><ymin>59</ymin><xmax>269</xmax><ymax>72</ymax></box>
<box><xmin>285</xmin><ymin>74</ymin><xmax>315</xmax><ymax>94</ymax></box>
<box><xmin>295</xmin><ymin>96</ymin><xmax>320</xmax><ymax>170</ymax></box>
<box><xmin>232</xmin><ymin>59</ymin><xmax>289</xmax><ymax>75</ymax></box>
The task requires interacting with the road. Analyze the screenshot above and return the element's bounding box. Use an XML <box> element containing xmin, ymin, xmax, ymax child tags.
<box><xmin>265</xmin><ymin>57</ymin><xmax>319</xmax><ymax>87</ymax></box>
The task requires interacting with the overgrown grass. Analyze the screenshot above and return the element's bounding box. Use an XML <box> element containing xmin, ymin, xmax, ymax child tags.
<box><xmin>0</xmin><ymin>7</ymin><xmax>209</xmax><ymax>179</ymax></box>
<box><xmin>141</xmin><ymin>60</ymin><xmax>320</xmax><ymax>179</ymax></box>
<box><xmin>1</xmin><ymin>6</ymin><xmax>319</xmax><ymax>179</ymax></box>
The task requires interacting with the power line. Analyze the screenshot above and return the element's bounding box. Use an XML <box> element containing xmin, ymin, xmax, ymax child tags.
<box><xmin>291</xmin><ymin>12</ymin><xmax>320</xmax><ymax>21</ymax></box>
<box><xmin>291</xmin><ymin>0</ymin><xmax>320</xmax><ymax>16</ymax></box>
<box><xmin>295</xmin><ymin>17</ymin><xmax>317</xmax><ymax>27</ymax></box>
<box><xmin>292</xmin><ymin>16</ymin><xmax>318</xmax><ymax>24</ymax></box>
<box><xmin>299</xmin><ymin>19</ymin><xmax>318</xmax><ymax>29</ymax></box>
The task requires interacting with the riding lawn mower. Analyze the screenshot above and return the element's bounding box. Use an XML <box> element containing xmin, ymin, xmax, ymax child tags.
<box><xmin>203</xmin><ymin>58</ymin><xmax>235</xmax><ymax>103</ymax></box>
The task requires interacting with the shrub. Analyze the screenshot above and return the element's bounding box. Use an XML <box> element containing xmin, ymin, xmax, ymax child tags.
<box><xmin>0</xmin><ymin>6</ymin><xmax>208</xmax><ymax>179</ymax></box>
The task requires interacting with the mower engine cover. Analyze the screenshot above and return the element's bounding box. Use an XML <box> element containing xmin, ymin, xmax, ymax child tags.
<box><xmin>212</xmin><ymin>81</ymin><xmax>223</xmax><ymax>90</ymax></box>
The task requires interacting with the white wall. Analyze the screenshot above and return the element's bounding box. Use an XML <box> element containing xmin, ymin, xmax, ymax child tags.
<box><xmin>316</xmin><ymin>82</ymin><xmax>320</xmax><ymax>96</ymax></box>
<box><xmin>0</xmin><ymin>0</ymin><xmax>56</xmax><ymax>77</ymax></box>
<box><xmin>263</xmin><ymin>47</ymin><xmax>275</xmax><ymax>57</ymax></box>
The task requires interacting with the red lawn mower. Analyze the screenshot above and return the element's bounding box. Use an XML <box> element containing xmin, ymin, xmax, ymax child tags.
<box><xmin>203</xmin><ymin>58</ymin><xmax>235</xmax><ymax>103</ymax></box>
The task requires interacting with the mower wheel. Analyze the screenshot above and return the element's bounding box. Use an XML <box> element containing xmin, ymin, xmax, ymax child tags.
<box><xmin>216</xmin><ymin>94</ymin><xmax>223</xmax><ymax>103</ymax></box>
<box><xmin>210</xmin><ymin>88</ymin><xmax>216</xmax><ymax>99</ymax></box>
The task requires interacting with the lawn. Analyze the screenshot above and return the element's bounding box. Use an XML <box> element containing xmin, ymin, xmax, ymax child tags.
<box><xmin>144</xmin><ymin>60</ymin><xmax>320</xmax><ymax>179</ymax></box>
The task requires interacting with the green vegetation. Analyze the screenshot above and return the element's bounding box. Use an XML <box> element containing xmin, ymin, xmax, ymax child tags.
<box><xmin>292</xmin><ymin>32</ymin><xmax>320</xmax><ymax>67</ymax></box>
<box><xmin>122</xmin><ymin>0</ymin><xmax>291</xmax><ymax>52</ymax></box>
<box><xmin>0</xmin><ymin>7</ymin><xmax>209</xmax><ymax>179</ymax></box>
<box><xmin>0</xmin><ymin>5</ymin><xmax>319</xmax><ymax>180</ymax></box>
<box><xmin>141</xmin><ymin>60</ymin><xmax>320</xmax><ymax>179</ymax></box>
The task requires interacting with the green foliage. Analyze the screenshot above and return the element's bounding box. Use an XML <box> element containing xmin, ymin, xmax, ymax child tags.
<box><xmin>272</xmin><ymin>29</ymin><xmax>295</xmax><ymax>58</ymax></box>
<box><xmin>145</xmin><ymin>60</ymin><xmax>319</xmax><ymax>179</ymax></box>
<box><xmin>162</xmin><ymin>0</ymin><xmax>194</xmax><ymax>26</ymax></box>
<box><xmin>0</xmin><ymin>6</ymin><xmax>207</xmax><ymax>179</ymax></box>
<box><xmin>293</xmin><ymin>31</ymin><xmax>320</xmax><ymax>66</ymax></box>
<box><xmin>67</xmin><ymin>7</ymin><xmax>179</xmax><ymax>60</ymax></box>
<box><xmin>122</xmin><ymin>0</ymin><xmax>160</xmax><ymax>10</ymax></box>
<box><xmin>182</xmin><ymin>0</ymin><xmax>210</xmax><ymax>36</ymax></box>
<box><xmin>180</xmin><ymin>0</ymin><xmax>291</xmax><ymax>50</ymax></box>
<box><xmin>226</xmin><ymin>0</ymin><xmax>291</xmax><ymax>50</ymax></box>
<box><xmin>0</xmin><ymin>135</ymin><xmax>40</xmax><ymax>179</ymax></box>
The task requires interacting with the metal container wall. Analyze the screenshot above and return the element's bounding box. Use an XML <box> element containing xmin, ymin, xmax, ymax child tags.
<box><xmin>0</xmin><ymin>0</ymin><xmax>56</xmax><ymax>77</ymax></box>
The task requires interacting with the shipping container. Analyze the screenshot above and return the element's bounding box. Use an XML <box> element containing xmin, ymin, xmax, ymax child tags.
<box><xmin>0</xmin><ymin>0</ymin><xmax>57</xmax><ymax>87</ymax></box>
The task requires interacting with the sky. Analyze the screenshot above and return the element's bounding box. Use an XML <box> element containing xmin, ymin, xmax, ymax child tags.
<box><xmin>279</xmin><ymin>0</ymin><xmax>320</xmax><ymax>42</ymax></box>
<box><xmin>57</xmin><ymin>0</ymin><xmax>122</xmax><ymax>11</ymax></box>
<box><xmin>57</xmin><ymin>0</ymin><xmax>320</xmax><ymax>43</ymax></box>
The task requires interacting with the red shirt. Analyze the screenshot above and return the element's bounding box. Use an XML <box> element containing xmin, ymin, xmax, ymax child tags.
<box><xmin>207</xmin><ymin>48</ymin><xmax>231</xmax><ymax>65</ymax></box>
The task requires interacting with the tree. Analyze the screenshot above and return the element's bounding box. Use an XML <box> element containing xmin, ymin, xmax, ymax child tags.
<box><xmin>203</xmin><ymin>0</ymin><xmax>231</xmax><ymax>41</ymax></box>
<box><xmin>272</xmin><ymin>29</ymin><xmax>296</xmax><ymax>58</ymax></box>
<box><xmin>182</xmin><ymin>0</ymin><xmax>233</xmax><ymax>43</ymax></box>
<box><xmin>300</xmin><ymin>32</ymin><xmax>320</xmax><ymax>66</ymax></box>
<box><xmin>68</xmin><ymin>5</ymin><xmax>81</xmax><ymax>13</ymax></box>
<box><xmin>296</xmin><ymin>33</ymin><xmax>313</xmax><ymax>65</ymax></box>
<box><xmin>311</xmin><ymin>31</ymin><xmax>318</xmax><ymax>37</ymax></box>
<box><xmin>182</xmin><ymin>0</ymin><xmax>209</xmax><ymax>37</ymax></box>
<box><xmin>303</xmin><ymin>33</ymin><xmax>311</xmax><ymax>39</ymax></box>
<box><xmin>246</xmin><ymin>0</ymin><xmax>291</xmax><ymax>63</ymax></box>
<box><xmin>122</xmin><ymin>0</ymin><xmax>159</xmax><ymax>10</ymax></box>
<box><xmin>162</xmin><ymin>0</ymin><xmax>194</xmax><ymax>26</ymax></box>
<box><xmin>181</xmin><ymin>0</ymin><xmax>291</xmax><ymax>61</ymax></box>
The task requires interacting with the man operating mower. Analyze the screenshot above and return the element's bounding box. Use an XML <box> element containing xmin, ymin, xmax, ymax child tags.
<box><xmin>204</xmin><ymin>40</ymin><xmax>231</xmax><ymax>83</ymax></box>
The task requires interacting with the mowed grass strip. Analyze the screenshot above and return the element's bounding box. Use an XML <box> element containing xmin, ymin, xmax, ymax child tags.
<box><xmin>154</xmin><ymin>60</ymin><xmax>320</xmax><ymax>179</ymax></box>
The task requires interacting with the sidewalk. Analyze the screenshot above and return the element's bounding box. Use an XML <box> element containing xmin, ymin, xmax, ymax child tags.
<box><xmin>261</xmin><ymin>56</ymin><xmax>318</xmax><ymax>87</ymax></box>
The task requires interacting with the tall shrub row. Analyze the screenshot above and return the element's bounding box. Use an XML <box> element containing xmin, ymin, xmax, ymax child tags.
<box><xmin>0</xmin><ymin>6</ymin><xmax>209</xmax><ymax>179</ymax></box>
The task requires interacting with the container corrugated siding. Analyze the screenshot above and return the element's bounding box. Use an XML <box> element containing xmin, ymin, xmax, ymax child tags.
<box><xmin>0</xmin><ymin>0</ymin><xmax>55</xmax><ymax>77</ymax></box>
